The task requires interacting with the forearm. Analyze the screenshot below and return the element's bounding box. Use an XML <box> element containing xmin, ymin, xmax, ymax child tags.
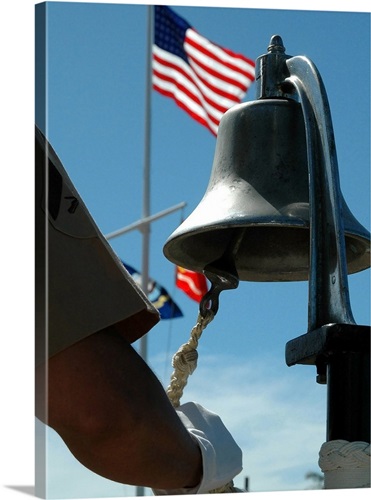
<box><xmin>36</xmin><ymin>328</ymin><xmax>202</xmax><ymax>489</ymax></box>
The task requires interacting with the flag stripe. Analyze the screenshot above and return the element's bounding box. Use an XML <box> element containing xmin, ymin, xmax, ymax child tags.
<box><xmin>153</xmin><ymin>6</ymin><xmax>255</xmax><ymax>135</ymax></box>
<box><xmin>153</xmin><ymin>64</ymin><xmax>227</xmax><ymax>122</ymax></box>
<box><xmin>154</xmin><ymin>47</ymin><xmax>241</xmax><ymax>105</ymax></box>
<box><xmin>153</xmin><ymin>78</ymin><xmax>219</xmax><ymax>132</ymax></box>
<box><xmin>153</xmin><ymin>83</ymin><xmax>213</xmax><ymax>132</ymax></box>
<box><xmin>186</xmin><ymin>29</ymin><xmax>256</xmax><ymax>74</ymax></box>
<box><xmin>153</xmin><ymin>68</ymin><xmax>210</xmax><ymax>119</ymax></box>
<box><xmin>153</xmin><ymin>65</ymin><xmax>221</xmax><ymax>122</ymax></box>
<box><xmin>153</xmin><ymin>46</ymin><xmax>244</xmax><ymax>124</ymax></box>
<box><xmin>153</xmin><ymin>48</ymin><xmax>225</xmax><ymax>133</ymax></box>
<box><xmin>185</xmin><ymin>45</ymin><xmax>251</xmax><ymax>91</ymax></box>
<box><xmin>185</xmin><ymin>30</ymin><xmax>255</xmax><ymax>86</ymax></box>
<box><xmin>186</xmin><ymin>56</ymin><xmax>246</xmax><ymax>101</ymax></box>
<box><xmin>153</xmin><ymin>75</ymin><xmax>221</xmax><ymax>129</ymax></box>
<box><xmin>153</xmin><ymin>46</ymin><xmax>239</xmax><ymax>111</ymax></box>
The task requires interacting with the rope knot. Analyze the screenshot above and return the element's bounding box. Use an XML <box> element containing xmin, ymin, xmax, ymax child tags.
<box><xmin>172</xmin><ymin>346</ymin><xmax>198</xmax><ymax>375</ymax></box>
<box><xmin>166</xmin><ymin>305</ymin><xmax>214</xmax><ymax>409</ymax></box>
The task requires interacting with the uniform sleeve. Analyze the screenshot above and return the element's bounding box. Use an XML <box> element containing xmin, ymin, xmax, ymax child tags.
<box><xmin>35</xmin><ymin>126</ymin><xmax>160</xmax><ymax>366</ymax></box>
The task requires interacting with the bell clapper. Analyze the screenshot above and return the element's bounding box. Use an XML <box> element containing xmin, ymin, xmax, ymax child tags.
<box><xmin>199</xmin><ymin>269</ymin><xmax>238</xmax><ymax>317</ymax></box>
<box><xmin>200</xmin><ymin>228</ymin><xmax>244</xmax><ymax>317</ymax></box>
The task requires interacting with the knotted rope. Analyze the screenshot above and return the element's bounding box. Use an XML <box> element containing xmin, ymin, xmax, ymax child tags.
<box><xmin>319</xmin><ymin>440</ymin><xmax>371</xmax><ymax>489</ymax></box>
<box><xmin>165</xmin><ymin>307</ymin><xmax>242</xmax><ymax>493</ymax></box>
<box><xmin>166</xmin><ymin>309</ymin><xmax>214</xmax><ymax>408</ymax></box>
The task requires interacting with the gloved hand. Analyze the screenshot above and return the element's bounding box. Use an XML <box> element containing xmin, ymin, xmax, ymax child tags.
<box><xmin>152</xmin><ymin>402</ymin><xmax>243</xmax><ymax>495</ymax></box>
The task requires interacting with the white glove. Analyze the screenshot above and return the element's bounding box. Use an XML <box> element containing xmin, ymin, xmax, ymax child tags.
<box><xmin>152</xmin><ymin>402</ymin><xmax>242</xmax><ymax>495</ymax></box>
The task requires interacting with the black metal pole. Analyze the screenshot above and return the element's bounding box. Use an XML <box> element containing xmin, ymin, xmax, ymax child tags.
<box><xmin>282</xmin><ymin>51</ymin><xmax>370</xmax><ymax>447</ymax></box>
<box><xmin>327</xmin><ymin>345</ymin><xmax>370</xmax><ymax>442</ymax></box>
<box><xmin>286</xmin><ymin>322</ymin><xmax>370</xmax><ymax>442</ymax></box>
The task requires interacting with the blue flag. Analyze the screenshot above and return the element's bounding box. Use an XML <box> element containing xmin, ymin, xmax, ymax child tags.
<box><xmin>122</xmin><ymin>261</ymin><xmax>183</xmax><ymax>320</ymax></box>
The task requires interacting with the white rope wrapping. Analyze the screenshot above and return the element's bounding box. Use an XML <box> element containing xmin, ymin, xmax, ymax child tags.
<box><xmin>319</xmin><ymin>440</ymin><xmax>371</xmax><ymax>489</ymax></box>
<box><xmin>166</xmin><ymin>309</ymin><xmax>242</xmax><ymax>493</ymax></box>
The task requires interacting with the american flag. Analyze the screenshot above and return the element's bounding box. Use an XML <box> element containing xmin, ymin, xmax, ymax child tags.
<box><xmin>153</xmin><ymin>5</ymin><xmax>255</xmax><ymax>136</ymax></box>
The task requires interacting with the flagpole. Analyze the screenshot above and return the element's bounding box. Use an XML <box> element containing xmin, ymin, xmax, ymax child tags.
<box><xmin>140</xmin><ymin>3</ymin><xmax>153</xmax><ymax>363</ymax></box>
<box><xmin>137</xmin><ymin>5</ymin><xmax>153</xmax><ymax>496</ymax></box>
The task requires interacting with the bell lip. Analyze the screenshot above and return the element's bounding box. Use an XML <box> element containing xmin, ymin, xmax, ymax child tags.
<box><xmin>163</xmin><ymin>220</ymin><xmax>371</xmax><ymax>282</ymax></box>
<box><xmin>163</xmin><ymin>216</ymin><xmax>309</xmax><ymax>260</ymax></box>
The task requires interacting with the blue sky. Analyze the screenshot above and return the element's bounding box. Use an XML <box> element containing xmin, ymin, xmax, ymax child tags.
<box><xmin>2</xmin><ymin>1</ymin><xmax>370</xmax><ymax>500</ymax></box>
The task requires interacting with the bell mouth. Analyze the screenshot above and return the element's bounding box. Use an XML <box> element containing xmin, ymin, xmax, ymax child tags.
<box><xmin>163</xmin><ymin>223</ymin><xmax>370</xmax><ymax>282</ymax></box>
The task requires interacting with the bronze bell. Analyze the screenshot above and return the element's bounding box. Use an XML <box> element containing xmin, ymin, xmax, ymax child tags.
<box><xmin>163</xmin><ymin>37</ymin><xmax>370</xmax><ymax>283</ymax></box>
